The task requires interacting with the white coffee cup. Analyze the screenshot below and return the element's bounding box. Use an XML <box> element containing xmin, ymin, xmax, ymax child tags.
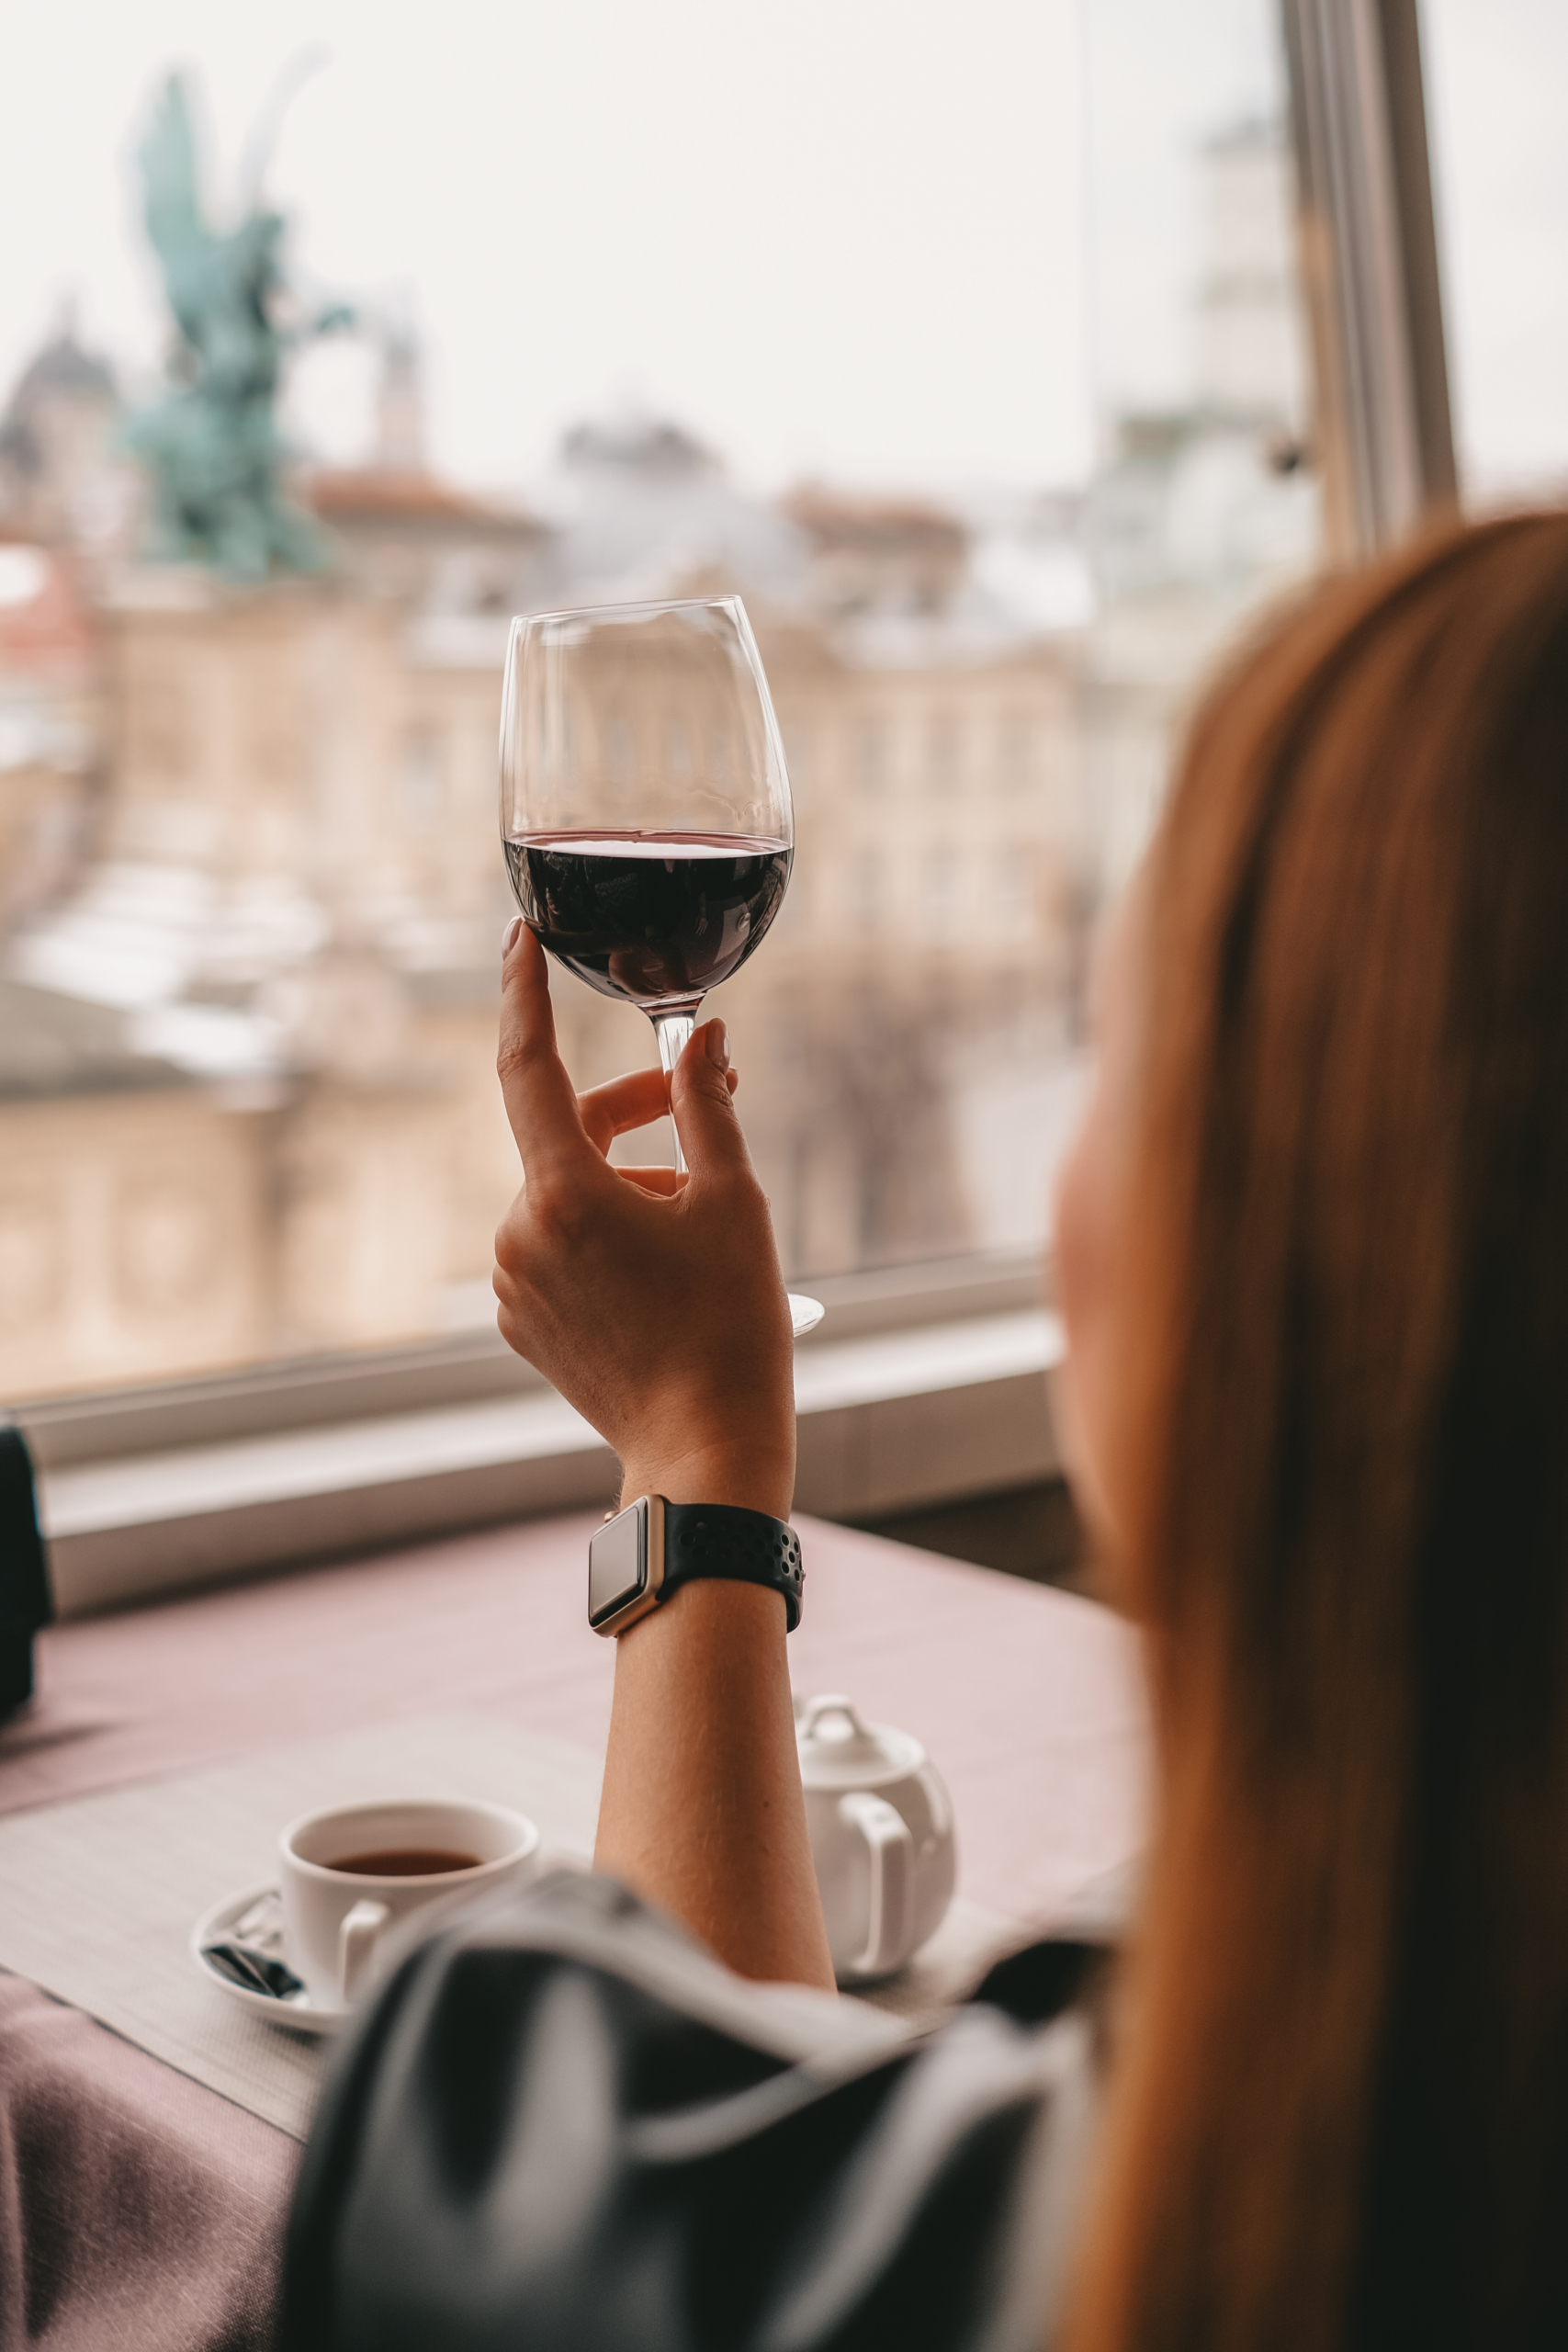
<box><xmin>279</xmin><ymin>1797</ymin><xmax>540</xmax><ymax>2011</ymax></box>
<box><xmin>796</xmin><ymin>1693</ymin><xmax>957</xmax><ymax>1984</ymax></box>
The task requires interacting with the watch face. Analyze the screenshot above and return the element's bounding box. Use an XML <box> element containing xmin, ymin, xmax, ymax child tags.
<box><xmin>589</xmin><ymin>1501</ymin><xmax>648</xmax><ymax>1628</ymax></box>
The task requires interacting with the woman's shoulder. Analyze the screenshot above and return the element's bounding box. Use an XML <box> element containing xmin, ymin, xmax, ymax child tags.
<box><xmin>283</xmin><ymin>1870</ymin><xmax>1108</xmax><ymax>2352</ymax></box>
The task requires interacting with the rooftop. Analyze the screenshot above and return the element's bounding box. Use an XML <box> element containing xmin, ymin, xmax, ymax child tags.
<box><xmin>0</xmin><ymin>325</ymin><xmax>118</xmax><ymax>484</ymax></box>
<box><xmin>0</xmin><ymin>977</ymin><xmax>185</xmax><ymax>1101</ymax></box>
<box><xmin>305</xmin><ymin>469</ymin><xmax>544</xmax><ymax>542</ymax></box>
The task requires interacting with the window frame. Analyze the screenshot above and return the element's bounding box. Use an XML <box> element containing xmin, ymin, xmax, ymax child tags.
<box><xmin>18</xmin><ymin>1250</ymin><xmax>1064</xmax><ymax>1617</ymax></box>
<box><xmin>1282</xmin><ymin>0</ymin><xmax>1456</xmax><ymax>556</ymax></box>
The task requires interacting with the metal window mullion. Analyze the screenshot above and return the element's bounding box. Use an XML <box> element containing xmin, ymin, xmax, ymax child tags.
<box><xmin>1282</xmin><ymin>0</ymin><xmax>1456</xmax><ymax>559</ymax></box>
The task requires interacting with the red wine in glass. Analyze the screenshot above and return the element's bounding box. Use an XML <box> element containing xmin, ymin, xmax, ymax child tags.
<box><xmin>503</xmin><ymin>830</ymin><xmax>793</xmax><ymax>1013</ymax></box>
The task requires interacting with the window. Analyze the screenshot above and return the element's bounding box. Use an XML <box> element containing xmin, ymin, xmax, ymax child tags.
<box><xmin>921</xmin><ymin>848</ymin><xmax>959</xmax><ymax>933</ymax></box>
<box><xmin>0</xmin><ymin>0</ymin><xmax>1407</xmax><ymax>1414</ymax></box>
<box><xmin>849</xmin><ymin>849</ymin><xmax>882</xmax><ymax>934</ymax></box>
<box><xmin>994</xmin><ymin>842</ymin><xmax>1032</xmax><ymax>929</ymax></box>
<box><xmin>397</xmin><ymin>728</ymin><xmax>444</xmax><ymax>824</ymax></box>
<box><xmin>997</xmin><ymin>716</ymin><xmax>1033</xmax><ymax>795</ymax></box>
<box><xmin>783</xmin><ymin>725</ymin><xmax>815</xmax><ymax>789</ymax></box>
<box><xmin>852</xmin><ymin>718</ymin><xmax>888</xmax><ymax>797</ymax></box>
<box><xmin>927</xmin><ymin>714</ymin><xmax>961</xmax><ymax>795</ymax></box>
<box><xmin>122</xmin><ymin>673</ymin><xmax>192</xmax><ymax>786</ymax></box>
<box><xmin>1418</xmin><ymin>0</ymin><xmax>1568</xmax><ymax>503</ymax></box>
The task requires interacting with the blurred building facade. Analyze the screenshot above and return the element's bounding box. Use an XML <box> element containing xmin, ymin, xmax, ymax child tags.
<box><xmin>0</xmin><ymin>119</ymin><xmax>1317</xmax><ymax>1397</ymax></box>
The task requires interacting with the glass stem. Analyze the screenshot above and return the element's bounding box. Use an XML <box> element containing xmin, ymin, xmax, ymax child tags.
<box><xmin>652</xmin><ymin>1009</ymin><xmax>699</xmax><ymax>1176</ymax></box>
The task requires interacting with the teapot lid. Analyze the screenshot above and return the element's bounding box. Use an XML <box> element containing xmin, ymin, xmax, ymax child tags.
<box><xmin>795</xmin><ymin>1692</ymin><xmax>924</xmax><ymax>1789</ymax></box>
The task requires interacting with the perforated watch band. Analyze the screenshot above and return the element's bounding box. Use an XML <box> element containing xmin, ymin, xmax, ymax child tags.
<box><xmin>660</xmin><ymin>1503</ymin><xmax>804</xmax><ymax>1632</ymax></box>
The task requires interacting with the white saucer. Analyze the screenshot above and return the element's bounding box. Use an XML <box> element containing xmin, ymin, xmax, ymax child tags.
<box><xmin>788</xmin><ymin>1294</ymin><xmax>825</xmax><ymax>1339</ymax></box>
<box><xmin>191</xmin><ymin>1883</ymin><xmax>344</xmax><ymax>2036</ymax></box>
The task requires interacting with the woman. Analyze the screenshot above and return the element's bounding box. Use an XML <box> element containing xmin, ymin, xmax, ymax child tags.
<box><xmin>284</xmin><ymin>512</ymin><xmax>1568</xmax><ymax>2349</ymax></box>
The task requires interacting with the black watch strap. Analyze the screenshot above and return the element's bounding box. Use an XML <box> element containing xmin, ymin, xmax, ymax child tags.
<box><xmin>660</xmin><ymin>1503</ymin><xmax>804</xmax><ymax>1632</ymax></box>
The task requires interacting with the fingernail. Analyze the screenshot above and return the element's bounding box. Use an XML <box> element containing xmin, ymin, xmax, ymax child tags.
<box><xmin>705</xmin><ymin>1019</ymin><xmax>729</xmax><ymax>1070</ymax></box>
<box><xmin>502</xmin><ymin>915</ymin><xmax>523</xmax><ymax>956</ymax></box>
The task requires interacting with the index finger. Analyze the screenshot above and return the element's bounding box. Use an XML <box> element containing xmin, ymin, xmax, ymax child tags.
<box><xmin>496</xmin><ymin>923</ymin><xmax>595</xmax><ymax>1177</ymax></box>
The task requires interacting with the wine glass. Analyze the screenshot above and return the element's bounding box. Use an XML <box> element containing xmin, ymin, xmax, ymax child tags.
<box><xmin>500</xmin><ymin>594</ymin><xmax>823</xmax><ymax>1337</ymax></box>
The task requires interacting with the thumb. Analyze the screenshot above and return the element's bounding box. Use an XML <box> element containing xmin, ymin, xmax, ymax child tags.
<box><xmin>671</xmin><ymin>1019</ymin><xmax>751</xmax><ymax>1183</ymax></box>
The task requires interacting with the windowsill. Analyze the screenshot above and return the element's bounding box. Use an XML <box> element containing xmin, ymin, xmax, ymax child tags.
<box><xmin>17</xmin><ymin>1252</ymin><xmax>1062</xmax><ymax>1619</ymax></box>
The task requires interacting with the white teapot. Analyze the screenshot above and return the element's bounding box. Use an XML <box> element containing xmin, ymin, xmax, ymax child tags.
<box><xmin>796</xmin><ymin>1692</ymin><xmax>957</xmax><ymax>1984</ymax></box>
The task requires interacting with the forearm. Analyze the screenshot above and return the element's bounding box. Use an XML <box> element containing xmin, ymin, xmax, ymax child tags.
<box><xmin>592</xmin><ymin>1450</ymin><xmax>835</xmax><ymax>1991</ymax></box>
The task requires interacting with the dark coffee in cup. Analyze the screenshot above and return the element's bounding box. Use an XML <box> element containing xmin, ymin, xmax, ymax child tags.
<box><xmin>327</xmin><ymin>1848</ymin><xmax>482</xmax><ymax>1877</ymax></box>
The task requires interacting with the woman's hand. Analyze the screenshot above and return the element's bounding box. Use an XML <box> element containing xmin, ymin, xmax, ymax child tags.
<box><xmin>492</xmin><ymin>922</ymin><xmax>795</xmax><ymax>1520</ymax></box>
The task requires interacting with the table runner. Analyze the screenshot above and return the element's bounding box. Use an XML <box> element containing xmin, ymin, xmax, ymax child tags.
<box><xmin>0</xmin><ymin>1974</ymin><xmax>296</xmax><ymax>2352</ymax></box>
<box><xmin>0</xmin><ymin>1711</ymin><xmax>604</xmax><ymax>2138</ymax></box>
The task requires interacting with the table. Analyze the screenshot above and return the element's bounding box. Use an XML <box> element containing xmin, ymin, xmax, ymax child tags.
<box><xmin>0</xmin><ymin>1510</ymin><xmax>1148</xmax><ymax>2351</ymax></box>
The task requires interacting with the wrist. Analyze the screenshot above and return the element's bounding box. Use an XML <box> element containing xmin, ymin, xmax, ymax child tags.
<box><xmin>617</xmin><ymin>1442</ymin><xmax>795</xmax><ymax>1524</ymax></box>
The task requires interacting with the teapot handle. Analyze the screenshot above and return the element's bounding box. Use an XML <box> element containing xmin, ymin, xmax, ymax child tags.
<box><xmin>799</xmin><ymin>1692</ymin><xmax>873</xmax><ymax>1740</ymax></box>
<box><xmin>838</xmin><ymin>1792</ymin><xmax>915</xmax><ymax>1979</ymax></box>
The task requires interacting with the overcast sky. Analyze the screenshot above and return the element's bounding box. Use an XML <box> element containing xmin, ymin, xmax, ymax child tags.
<box><xmin>0</xmin><ymin>0</ymin><xmax>1562</xmax><ymax>499</ymax></box>
<box><xmin>0</xmin><ymin>0</ymin><xmax>1089</xmax><ymax>494</ymax></box>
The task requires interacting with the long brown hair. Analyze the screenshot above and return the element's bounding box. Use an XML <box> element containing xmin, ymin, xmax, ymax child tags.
<box><xmin>1068</xmin><ymin>514</ymin><xmax>1568</xmax><ymax>2352</ymax></box>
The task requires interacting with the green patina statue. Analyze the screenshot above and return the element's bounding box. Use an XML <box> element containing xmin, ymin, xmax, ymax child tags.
<box><xmin>127</xmin><ymin>72</ymin><xmax>351</xmax><ymax>582</ymax></box>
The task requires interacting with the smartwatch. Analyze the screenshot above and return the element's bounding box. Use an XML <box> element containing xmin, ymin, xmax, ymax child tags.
<box><xmin>588</xmin><ymin>1496</ymin><xmax>804</xmax><ymax>1638</ymax></box>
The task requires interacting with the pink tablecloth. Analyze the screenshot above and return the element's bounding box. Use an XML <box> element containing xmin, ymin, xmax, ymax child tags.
<box><xmin>0</xmin><ymin>1975</ymin><xmax>294</xmax><ymax>2352</ymax></box>
<box><xmin>0</xmin><ymin>1511</ymin><xmax>1148</xmax><ymax>2351</ymax></box>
